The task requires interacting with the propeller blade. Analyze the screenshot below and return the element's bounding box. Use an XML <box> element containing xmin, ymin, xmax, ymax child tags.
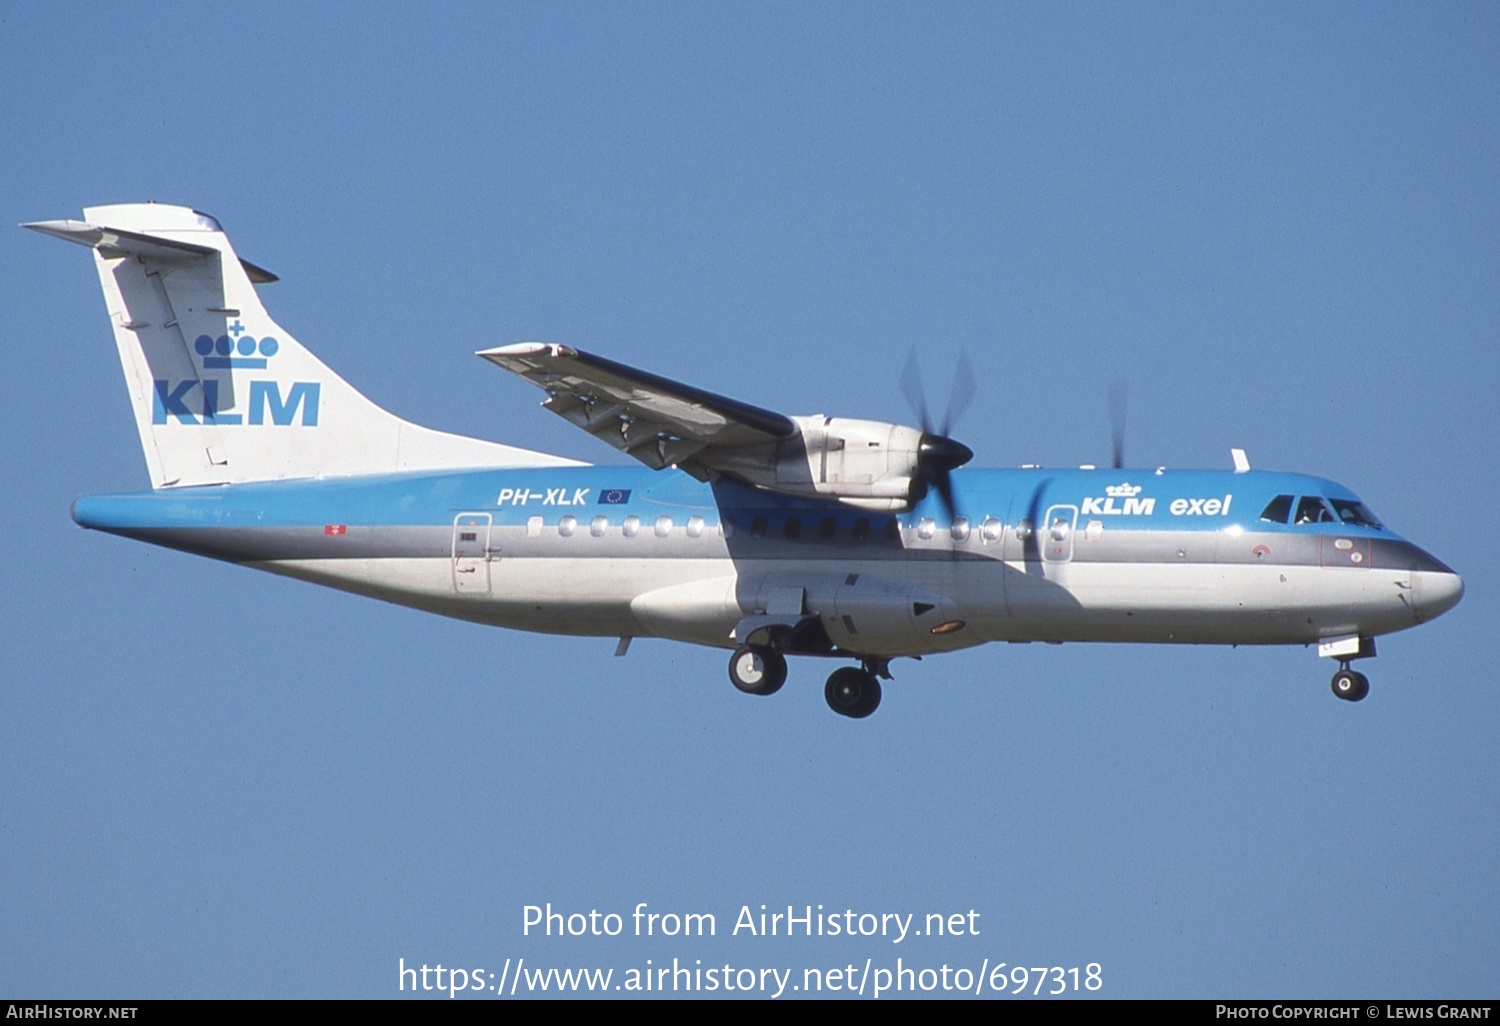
<box><xmin>900</xmin><ymin>349</ymin><xmax>932</xmax><ymax>433</ymax></box>
<box><xmin>901</xmin><ymin>347</ymin><xmax>976</xmax><ymax>519</ymax></box>
<box><xmin>1109</xmin><ymin>381</ymin><xmax>1127</xmax><ymax>470</ymax></box>
<box><xmin>930</xmin><ymin>467</ymin><xmax>957</xmax><ymax>522</ymax></box>
<box><xmin>942</xmin><ymin>348</ymin><xmax>977</xmax><ymax>437</ymax></box>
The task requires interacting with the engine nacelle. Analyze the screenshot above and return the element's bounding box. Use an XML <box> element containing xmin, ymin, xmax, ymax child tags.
<box><xmin>707</xmin><ymin>415</ymin><xmax>927</xmax><ymax>511</ymax></box>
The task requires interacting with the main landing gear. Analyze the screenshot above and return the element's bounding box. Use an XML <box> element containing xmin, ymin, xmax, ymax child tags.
<box><xmin>728</xmin><ymin>645</ymin><xmax>787</xmax><ymax>696</ymax></box>
<box><xmin>726</xmin><ymin>646</ymin><xmax>885</xmax><ymax>717</ymax></box>
<box><xmin>1330</xmin><ymin>662</ymin><xmax>1370</xmax><ymax>702</ymax></box>
<box><xmin>824</xmin><ymin>666</ymin><xmax>882</xmax><ymax>719</ymax></box>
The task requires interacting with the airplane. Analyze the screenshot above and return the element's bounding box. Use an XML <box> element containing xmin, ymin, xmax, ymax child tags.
<box><xmin>26</xmin><ymin>203</ymin><xmax>1464</xmax><ymax>718</ymax></box>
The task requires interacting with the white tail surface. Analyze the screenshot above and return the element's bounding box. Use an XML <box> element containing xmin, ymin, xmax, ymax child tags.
<box><xmin>27</xmin><ymin>203</ymin><xmax>580</xmax><ymax>488</ymax></box>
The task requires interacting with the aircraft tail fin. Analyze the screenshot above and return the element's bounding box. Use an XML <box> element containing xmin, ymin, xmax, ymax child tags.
<box><xmin>26</xmin><ymin>203</ymin><xmax>578</xmax><ymax>488</ymax></box>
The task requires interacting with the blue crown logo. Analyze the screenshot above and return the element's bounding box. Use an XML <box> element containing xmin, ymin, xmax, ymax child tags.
<box><xmin>194</xmin><ymin>320</ymin><xmax>279</xmax><ymax>369</ymax></box>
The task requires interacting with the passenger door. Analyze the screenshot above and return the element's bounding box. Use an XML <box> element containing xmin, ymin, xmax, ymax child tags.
<box><xmin>452</xmin><ymin>513</ymin><xmax>493</xmax><ymax>594</ymax></box>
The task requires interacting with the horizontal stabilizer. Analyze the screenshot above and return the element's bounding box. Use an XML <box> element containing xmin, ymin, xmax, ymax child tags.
<box><xmin>24</xmin><ymin>217</ymin><xmax>279</xmax><ymax>283</ymax></box>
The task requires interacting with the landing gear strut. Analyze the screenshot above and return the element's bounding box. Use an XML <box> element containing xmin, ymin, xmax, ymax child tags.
<box><xmin>1330</xmin><ymin>662</ymin><xmax>1370</xmax><ymax>702</ymax></box>
<box><xmin>728</xmin><ymin>645</ymin><xmax>787</xmax><ymax>696</ymax></box>
<box><xmin>825</xmin><ymin>666</ymin><xmax>882</xmax><ymax>718</ymax></box>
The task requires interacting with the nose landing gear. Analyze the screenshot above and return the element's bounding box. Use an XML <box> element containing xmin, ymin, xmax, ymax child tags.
<box><xmin>1331</xmin><ymin>662</ymin><xmax>1370</xmax><ymax>702</ymax></box>
<box><xmin>1321</xmin><ymin>636</ymin><xmax>1376</xmax><ymax>703</ymax></box>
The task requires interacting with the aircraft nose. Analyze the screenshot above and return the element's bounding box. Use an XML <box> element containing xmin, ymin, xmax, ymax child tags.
<box><xmin>1412</xmin><ymin>569</ymin><xmax>1464</xmax><ymax>623</ymax></box>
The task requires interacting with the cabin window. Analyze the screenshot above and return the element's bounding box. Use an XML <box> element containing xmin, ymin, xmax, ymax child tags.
<box><xmin>590</xmin><ymin>516</ymin><xmax>608</xmax><ymax>537</ymax></box>
<box><xmin>818</xmin><ymin>517</ymin><xmax>836</xmax><ymax>540</ymax></box>
<box><xmin>1330</xmin><ymin>498</ymin><xmax>1382</xmax><ymax>529</ymax></box>
<box><xmin>784</xmin><ymin>516</ymin><xmax>802</xmax><ymax>539</ymax></box>
<box><xmin>917</xmin><ymin>518</ymin><xmax>936</xmax><ymax>540</ymax></box>
<box><xmin>655</xmin><ymin>515</ymin><xmax>673</xmax><ymax>537</ymax></box>
<box><xmin>687</xmin><ymin>516</ymin><xmax>704</xmax><ymax>538</ymax></box>
<box><xmin>1259</xmin><ymin>495</ymin><xmax>1293</xmax><ymax>524</ymax></box>
<box><xmin>721</xmin><ymin>516</ymin><xmax>734</xmax><ymax>538</ymax></box>
<box><xmin>622</xmin><ymin>515</ymin><xmax>640</xmax><ymax>538</ymax></box>
<box><xmin>1294</xmin><ymin>496</ymin><xmax>1337</xmax><ymax>525</ymax></box>
<box><xmin>526</xmin><ymin>515</ymin><xmax>543</xmax><ymax>538</ymax></box>
<box><xmin>950</xmin><ymin>517</ymin><xmax>971</xmax><ymax>542</ymax></box>
<box><xmin>751</xmin><ymin>516</ymin><xmax>768</xmax><ymax>538</ymax></box>
<box><xmin>558</xmin><ymin>515</ymin><xmax>577</xmax><ymax>537</ymax></box>
<box><xmin>981</xmin><ymin>517</ymin><xmax>1003</xmax><ymax>543</ymax></box>
<box><xmin>852</xmin><ymin>517</ymin><xmax>870</xmax><ymax>541</ymax></box>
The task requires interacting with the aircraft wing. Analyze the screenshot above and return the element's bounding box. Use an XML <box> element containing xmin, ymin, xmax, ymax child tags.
<box><xmin>479</xmin><ymin>343</ymin><xmax>797</xmax><ymax>473</ymax></box>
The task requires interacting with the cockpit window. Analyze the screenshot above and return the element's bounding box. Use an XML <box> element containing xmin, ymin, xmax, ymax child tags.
<box><xmin>1294</xmin><ymin>496</ymin><xmax>1338</xmax><ymax>525</ymax></box>
<box><xmin>1259</xmin><ymin>495</ymin><xmax>1293</xmax><ymax>524</ymax></box>
<box><xmin>1330</xmin><ymin>498</ymin><xmax>1382</xmax><ymax>529</ymax></box>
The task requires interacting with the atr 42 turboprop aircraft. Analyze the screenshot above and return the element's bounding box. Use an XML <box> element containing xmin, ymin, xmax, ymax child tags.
<box><xmin>28</xmin><ymin>203</ymin><xmax>1464</xmax><ymax>718</ymax></box>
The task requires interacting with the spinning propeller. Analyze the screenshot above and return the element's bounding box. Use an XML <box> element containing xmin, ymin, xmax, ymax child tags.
<box><xmin>1109</xmin><ymin>381</ymin><xmax>1128</xmax><ymax>470</ymax></box>
<box><xmin>900</xmin><ymin>349</ymin><xmax>976</xmax><ymax>517</ymax></box>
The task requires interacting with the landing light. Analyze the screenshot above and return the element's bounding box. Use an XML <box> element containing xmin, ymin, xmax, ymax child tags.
<box><xmin>930</xmin><ymin>620</ymin><xmax>966</xmax><ymax>635</ymax></box>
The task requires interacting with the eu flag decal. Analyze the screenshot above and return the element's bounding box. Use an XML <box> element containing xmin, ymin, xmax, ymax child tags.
<box><xmin>599</xmin><ymin>489</ymin><xmax>632</xmax><ymax>505</ymax></box>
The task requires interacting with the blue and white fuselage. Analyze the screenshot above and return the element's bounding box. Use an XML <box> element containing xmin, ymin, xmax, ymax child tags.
<box><xmin>73</xmin><ymin>464</ymin><xmax>1460</xmax><ymax>654</ymax></box>
<box><xmin>31</xmin><ymin>203</ymin><xmax>1462</xmax><ymax>717</ymax></box>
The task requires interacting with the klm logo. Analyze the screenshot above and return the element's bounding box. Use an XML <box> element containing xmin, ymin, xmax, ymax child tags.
<box><xmin>195</xmin><ymin>324</ymin><xmax>279</xmax><ymax>369</ymax></box>
<box><xmin>152</xmin><ymin>323</ymin><xmax>320</xmax><ymax>426</ymax></box>
<box><xmin>152</xmin><ymin>379</ymin><xmax>320</xmax><ymax>426</ymax></box>
<box><xmin>1081</xmin><ymin>482</ymin><xmax>1156</xmax><ymax>517</ymax></box>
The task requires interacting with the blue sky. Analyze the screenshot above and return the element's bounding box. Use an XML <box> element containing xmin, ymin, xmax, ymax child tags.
<box><xmin>2</xmin><ymin>2</ymin><xmax>1496</xmax><ymax>999</ymax></box>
